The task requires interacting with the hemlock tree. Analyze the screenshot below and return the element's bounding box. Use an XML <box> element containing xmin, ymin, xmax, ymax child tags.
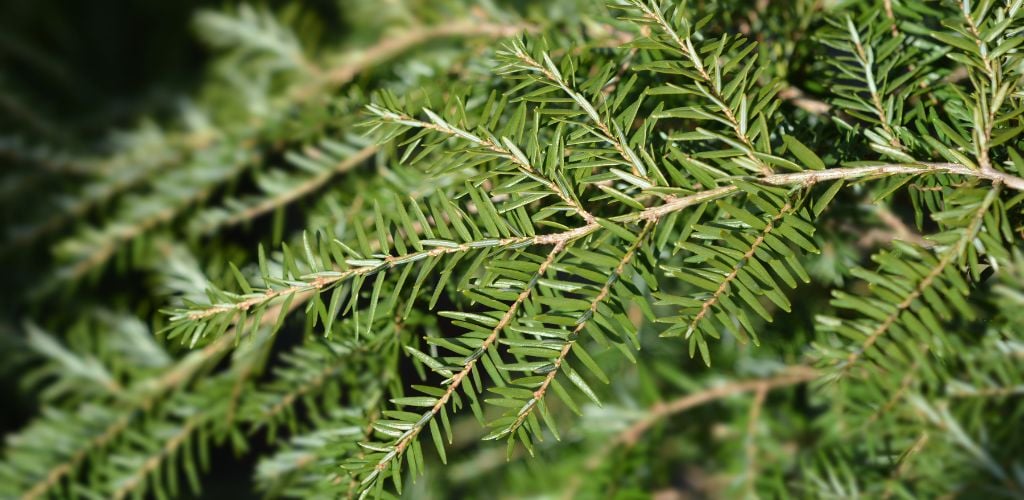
<box><xmin>2</xmin><ymin>0</ymin><xmax>1023</xmax><ymax>498</ymax></box>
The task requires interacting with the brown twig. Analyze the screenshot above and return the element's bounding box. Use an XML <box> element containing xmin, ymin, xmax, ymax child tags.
<box><xmin>562</xmin><ymin>366</ymin><xmax>817</xmax><ymax>499</ymax></box>
<box><xmin>293</xmin><ymin>21</ymin><xmax>530</xmax><ymax>102</ymax></box>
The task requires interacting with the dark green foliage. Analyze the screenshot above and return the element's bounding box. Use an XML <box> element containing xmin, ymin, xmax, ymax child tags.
<box><xmin>2</xmin><ymin>0</ymin><xmax>1023</xmax><ymax>498</ymax></box>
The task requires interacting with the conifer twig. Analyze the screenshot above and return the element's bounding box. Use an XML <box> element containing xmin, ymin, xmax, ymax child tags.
<box><xmin>632</xmin><ymin>0</ymin><xmax>772</xmax><ymax>175</ymax></box>
<box><xmin>370</xmin><ymin>243</ymin><xmax>566</xmax><ymax>479</ymax></box>
<box><xmin>178</xmin><ymin>162</ymin><xmax>1024</xmax><ymax>325</ymax></box>
<box><xmin>841</xmin><ymin>185</ymin><xmax>1000</xmax><ymax>376</ymax></box>
<box><xmin>509</xmin><ymin>221</ymin><xmax>656</xmax><ymax>435</ymax></box>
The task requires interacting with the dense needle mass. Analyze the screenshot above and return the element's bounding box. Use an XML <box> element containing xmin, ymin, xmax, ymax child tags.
<box><xmin>1</xmin><ymin>1</ymin><xmax>1023</xmax><ymax>498</ymax></box>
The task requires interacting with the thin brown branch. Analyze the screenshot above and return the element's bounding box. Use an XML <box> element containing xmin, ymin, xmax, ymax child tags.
<box><xmin>617</xmin><ymin>366</ymin><xmax>818</xmax><ymax>447</ymax></box>
<box><xmin>294</xmin><ymin>21</ymin><xmax>530</xmax><ymax>101</ymax></box>
<box><xmin>778</xmin><ymin>86</ymin><xmax>832</xmax><ymax>115</ymax></box>
<box><xmin>562</xmin><ymin>366</ymin><xmax>817</xmax><ymax>499</ymax></box>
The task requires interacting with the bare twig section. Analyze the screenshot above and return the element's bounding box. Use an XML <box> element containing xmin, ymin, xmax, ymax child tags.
<box><xmin>778</xmin><ymin>86</ymin><xmax>832</xmax><ymax>115</ymax></box>
<box><xmin>618</xmin><ymin>367</ymin><xmax>818</xmax><ymax>447</ymax></box>
<box><xmin>752</xmin><ymin>163</ymin><xmax>1024</xmax><ymax>192</ymax></box>
<box><xmin>859</xmin><ymin>204</ymin><xmax>931</xmax><ymax>248</ymax></box>
<box><xmin>948</xmin><ymin>385</ymin><xmax>1024</xmax><ymax>398</ymax></box>
<box><xmin>883</xmin><ymin>0</ymin><xmax>900</xmax><ymax>37</ymax></box>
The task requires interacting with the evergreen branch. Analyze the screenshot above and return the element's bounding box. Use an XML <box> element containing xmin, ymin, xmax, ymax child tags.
<box><xmin>840</xmin><ymin>184</ymin><xmax>1001</xmax><ymax>376</ymax></box>
<box><xmin>363</xmin><ymin>242</ymin><xmax>566</xmax><ymax>490</ymax></box>
<box><xmin>502</xmin><ymin>40</ymin><xmax>649</xmax><ymax>180</ymax></box>
<box><xmin>176</xmin><ymin>162</ymin><xmax>1024</xmax><ymax>327</ymax></box>
<box><xmin>181</xmin><ymin>236</ymin><xmax>532</xmax><ymax>322</ymax></box>
<box><xmin>507</xmin><ymin>221</ymin><xmax>656</xmax><ymax>436</ymax></box>
<box><xmin>629</xmin><ymin>0</ymin><xmax>772</xmax><ymax>175</ymax></box>
<box><xmin>685</xmin><ymin>201</ymin><xmax>795</xmax><ymax>338</ymax></box>
<box><xmin>10</xmin><ymin>2</ymin><xmax>1024</xmax><ymax>497</ymax></box>
<box><xmin>367</xmin><ymin>107</ymin><xmax>597</xmax><ymax>223</ymax></box>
